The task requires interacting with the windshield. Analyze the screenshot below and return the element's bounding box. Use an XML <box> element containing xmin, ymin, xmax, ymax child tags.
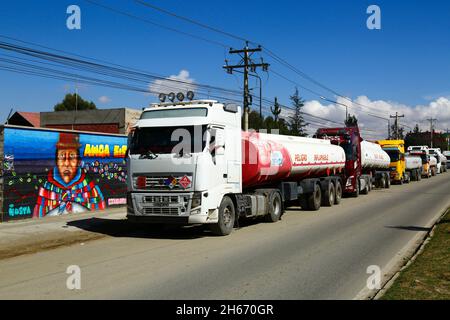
<box><xmin>129</xmin><ymin>125</ymin><xmax>207</xmax><ymax>155</ymax></box>
<box><xmin>341</xmin><ymin>142</ymin><xmax>355</xmax><ymax>161</ymax></box>
<box><xmin>385</xmin><ymin>150</ymin><xmax>400</xmax><ymax>162</ymax></box>
<box><xmin>141</xmin><ymin>108</ymin><xmax>208</xmax><ymax>119</ymax></box>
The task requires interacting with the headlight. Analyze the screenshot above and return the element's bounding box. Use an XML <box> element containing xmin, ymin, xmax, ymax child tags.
<box><xmin>191</xmin><ymin>192</ymin><xmax>202</xmax><ymax>208</ymax></box>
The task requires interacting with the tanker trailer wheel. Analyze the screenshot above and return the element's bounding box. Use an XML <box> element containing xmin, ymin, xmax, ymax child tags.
<box><xmin>322</xmin><ymin>182</ymin><xmax>335</xmax><ymax>207</ymax></box>
<box><xmin>210</xmin><ymin>196</ymin><xmax>235</xmax><ymax>236</ymax></box>
<box><xmin>334</xmin><ymin>181</ymin><xmax>343</xmax><ymax>205</ymax></box>
<box><xmin>417</xmin><ymin>170</ymin><xmax>422</xmax><ymax>181</ymax></box>
<box><xmin>265</xmin><ymin>191</ymin><xmax>283</xmax><ymax>222</ymax></box>
<box><xmin>410</xmin><ymin>170</ymin><xmax>416</xmax><ymax>181</ymax></box>
<box><xmin>307</xmin><ymin>183</ymin><xmax>322</xmax><ymax>211</ymax></box>
<box><xmin>386</xmin><ymin>174</ymin><xmax>391</xmax><ymax>188</ymax></box>
<box><xmin>299</xmin><ymin>196</ymin><xmax>309</xmax><ymax>210</ymax></box>
<box><xmin>379</xmin><ymin>175</ymin><xmax>386</xmax><ymax>189</ymax></box>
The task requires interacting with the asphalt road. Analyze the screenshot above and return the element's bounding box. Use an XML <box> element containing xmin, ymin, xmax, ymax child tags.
<box><xmin>0</xmin><ymin>173</ymin><xmax>449</xmax><ymax>300</ymax></box>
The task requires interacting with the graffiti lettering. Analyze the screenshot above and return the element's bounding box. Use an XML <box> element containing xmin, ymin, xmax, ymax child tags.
<box><xmin>108</xmin><ymin>198</ymin><xmax>127</xmax><ymax>205</ymax></box>
<box><xmin>113</xmin><ymin>145</ymin><xmax>127</xmax><ymax>158</ymax></box>
<box><xmin>84</xmin><ymin>144</ymin><xmax>110</xmax><ymax>158</ymax></box>
<box><xmin>8</xmin><ymin>204</ymin><xmax>32</xmax><ymax>217</ymax></box>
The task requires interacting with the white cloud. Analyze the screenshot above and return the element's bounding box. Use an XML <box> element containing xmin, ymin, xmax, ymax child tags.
<box><xmin>98</xmin><ymin>96</ymin><xmax>111</xmax><ymax>104</ymax></box>
<box><xmin>148</xmin><ymin>70</ymin><xmax>197</xmax><ymax>96</ymax></box>
<box><xmin>280</xmin><ymin>96</ymin><xmax>450</xmax><ymax>140</ymax></box>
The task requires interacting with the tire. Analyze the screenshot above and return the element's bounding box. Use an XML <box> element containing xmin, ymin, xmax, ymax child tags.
<box><xmin>322</xmin><ymin>182</ymin><xmax>335</xmax><ymax>207</ymax></box>
<box><xmin>432</xmin><ymin>168</ymin><xmax>436</xmax><ymax>176</ymax></box>
<box><xmin>265</xmin><ymin>191</ymin><xmax>283</xmax><ymax>222</ymax></box>
<box><xmin>417</xmin><ymin>170</ymin><xmax>422</xmax><ymax>181</ymax></box>
<box><xmin>379</xmin><ymin>175</ymin><xmax>386</xmax><ymax>189</ymax></box>
<box><xmin>299</xmin><ymin>196</ymin><xmax>309</xmax><ymax>210</ymax></box>
<box><xmin>353</xmin><ymin>179</ymin><xmax>360</xmax><ymax>198</ymax></box>
<box><xmin>386</xmin><ymin>174</ymin><xmax>391</xmax><ymax>189</ymax></box>
<box><xmin>307</xmin><ymin>183</ymin><xmax>322</xmax><ymax>211</ymax></box>
<box><xmin>335</xmin><ymin>181</ymin><xmax>343</xmax><ymax>205</ymax></box>
<box><xmin>361</xmin><ymin>179</ymin><xmax>369</xmax><ymax>195</ymax></box>
<box><xmin>210</xmin><ymin>196</ymin><xmax>235</xmax><ymax>236</ymax></box>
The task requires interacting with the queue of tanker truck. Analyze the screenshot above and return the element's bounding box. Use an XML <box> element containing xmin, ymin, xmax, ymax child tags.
<box><xmin>126</xmin><ymin>96</ymin><xmax>448</xmax><ymax>235</ymax></box>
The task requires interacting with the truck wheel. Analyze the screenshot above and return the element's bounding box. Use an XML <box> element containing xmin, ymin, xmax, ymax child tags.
<box><xmin>386</xmin><ymin>175</ymin><xmax>391</xmax><ymax>188</ymax></box>
<box><xmin>353</xmin><ymin>180</ymin><xmax>360</xmax><ymax>197</ymax></box>
<box><xmin>379</xmin><ymin>176</ymin><xmax>386</xmax><ymax>189</ymax></box>
<box><xmin>361</xmin><ymin>179</ymin><xmax>369</xmax><ymax>195</ymax></box>
<box><xmin>265</xmin><ymin>191</ymin><xmax>283</xmax><ymax>222</ymax></box>
<box><xmin>307</xmin><ymin>183</ymin><xmax>322</xmax><ymax>211</ymax></box>
<box><xmin>322</xmin><ymin>182</ymin><xmax>335</xmax><ymax>207</ymax></box>
<box><xmin>417</xmin><ymin>170</ymin><xmax>422</xmax><ymax>181</ymax></box>
<box><xmin>335</xmin><ymin>181</ymin><xmax>343</xmax><ymax>205</ymax></box>
<box><xmin>299</xmin><ymin>196</ymin><xmax>309</xmax><ymax>210</ymax></box>
<box><xmin>210</xmin><ymin>196</ymin><xmax>235</xmax><ymax>236</ymax></box>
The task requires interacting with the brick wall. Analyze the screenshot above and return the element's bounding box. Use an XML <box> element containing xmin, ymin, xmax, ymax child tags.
<box><xmin>46</xmin><ymin>123</ymin><xmax>120</xmax><ymax>134</ymax></box>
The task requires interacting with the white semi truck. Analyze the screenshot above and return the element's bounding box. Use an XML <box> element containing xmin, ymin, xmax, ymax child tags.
<box><xmin>126</xmin><ymin>98</ymin><xmax>347</xmax><ymax>235</ymax></box>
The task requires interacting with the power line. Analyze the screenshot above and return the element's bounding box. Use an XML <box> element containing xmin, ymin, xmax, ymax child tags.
<box><xmin>83</xmin><ymin>0</ymin><xmax>230</xmax><ymax>48</ymax></box>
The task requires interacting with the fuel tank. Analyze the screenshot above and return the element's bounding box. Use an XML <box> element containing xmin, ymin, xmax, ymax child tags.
<box><xmin>405</xmin><ymin>155</ymin><xmax>422</xmax><ymax>170</ymax></box>
<box><xmin>242</xmin><ymin>131</ymin><xmax>346</xmax><ymax>188</ymax></box>
<box><xmin>360</xmin><ymin>140</ymin><xmax>391</xmax><ymax>169</ymax></box>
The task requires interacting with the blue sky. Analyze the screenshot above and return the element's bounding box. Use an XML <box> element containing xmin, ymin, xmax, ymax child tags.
<box><xmin>1</xmin><ymin>0</ymin><xmax>450</xmax><ymax>136</ymax></box>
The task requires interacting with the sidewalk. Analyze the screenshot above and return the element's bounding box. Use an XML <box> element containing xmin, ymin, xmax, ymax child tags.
<box><xmin>0</xmin><ymin>207</ymin><xmax>127</xmax><ymax>260</ymax></box>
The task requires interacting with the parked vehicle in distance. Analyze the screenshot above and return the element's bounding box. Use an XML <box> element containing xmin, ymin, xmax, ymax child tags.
<box><xmin>429</xmin><ymin>148</ymin><xmax>447</xmax><ymax>173</ymax></box>
<box><xmin>377</xmin><ymin>140</ymin><xmax>409</xmax><ymax>184</ymax></box>
<box><xmin>405</xmin><ymin>153</ymin><xmax>423</xmax><ymax>181</ymax></box>
<box><xmin>126</xmin><ymin>98</ymin><xmax>347</xmax><ymax>236</ymax></box>
<box><xmin>443</xmin><ymin>151</ymin><xmax>450</xmax><ymax>169</ymax></box>
<box><xmin>409</xmin><ymin>146</ymin><xmax>435</xmax><ymax>178</ymax></box>
<box><xmin>315</xmin><ymin>125</ymin><xmax>391</xmax><ymax>196</ymax></box>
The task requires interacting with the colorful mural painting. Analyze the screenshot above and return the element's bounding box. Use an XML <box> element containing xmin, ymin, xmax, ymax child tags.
<box><xmin>1</xmin><ymin>126</ymin><xmax>128</xmax><ymax>221</ymax></box>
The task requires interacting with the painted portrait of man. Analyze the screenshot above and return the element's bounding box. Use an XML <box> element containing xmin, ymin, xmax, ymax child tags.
<box><xmin>33</xmin><ymin>132</ymin><xmax>106</xmax><ymax>218</ymax></box>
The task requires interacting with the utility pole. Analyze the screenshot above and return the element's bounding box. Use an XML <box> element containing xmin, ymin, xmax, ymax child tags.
<box><xmin>224</xmin><ymin>42</ymin><xmax>269</xmax><ymax>131</ymax></box>
<box><xmin>426</xmin><ymin>118</ymin><xmax>437</xmax><ymax>148</ymax></box>
<box><xmin>390</xmin><ymin>112</ymin><xmax>404</xmax><ymax>139</ymax></box>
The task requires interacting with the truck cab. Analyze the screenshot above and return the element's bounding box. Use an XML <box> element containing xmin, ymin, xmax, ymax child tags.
<box><xmin>315</xmin><ymin>126</ymin><xmax>361</xmax><ymax>194</ymax></box>
<box><xmin>127</xmin><ymin>99</ymin><xmax>242</xmax><ymax>233</ymax></box>
<box><xmin>377</xmin><ymin>140</ymin><xmax>407</xmax><ymax>184</ymax></box>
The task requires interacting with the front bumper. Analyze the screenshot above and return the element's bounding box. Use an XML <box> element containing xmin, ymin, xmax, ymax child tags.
<box><xmin>127</xmin><ymin>192</ymin><xmax>210</xmax><ymax>224</ymax></box>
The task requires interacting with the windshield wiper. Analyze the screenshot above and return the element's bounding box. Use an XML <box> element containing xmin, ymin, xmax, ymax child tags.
<box><xmin>139</xmin><ymin>150</ymin><xmax>159</xmax><ymax>159</ymax></box>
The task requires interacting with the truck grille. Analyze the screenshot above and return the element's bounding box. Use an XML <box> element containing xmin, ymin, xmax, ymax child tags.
<box><xmin>144</xmin><ymin>207</ymin><xmax>179</xmax><ymax>216</ymax></box>
<box><xmin>136</xmin><ymin>194</ymin><xmax>190</xmax><ymax>217</ymax></box>
<box><xmin>144</xmin><ymin>195</ymin><xmax>180</xmax><ymax>203</ymax></box>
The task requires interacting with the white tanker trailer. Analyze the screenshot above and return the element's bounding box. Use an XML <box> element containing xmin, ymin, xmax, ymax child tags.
<box><xmin>127</xmin><ymin>99</ymin><xmax>348</xmax><ymax>235</ymax></box>
<box><xmin>358</xmin><ymin>140</ymin><xmax>392</xmax><ymax>192</ymax></box>
<box><xmin>405</xmin><ymin>154</ymin><xmax>423</xmax><ymax>181</ymax></box>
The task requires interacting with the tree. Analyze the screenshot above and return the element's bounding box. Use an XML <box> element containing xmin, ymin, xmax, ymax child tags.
<box><xmin>345</xmin><ymin>114</ymin><xmax>358</xmax><ymax>127</ymax></box>
<box><xmin>288</xmin><ymin>88</ymin><xmax>308</xmax><ymax>136</ymax></box>
<box><xmin>54</xmin><ymin>93</ymin><xmax>97</xmax><ymax>111</ymax></box>
<box><xmin>413</xmin><ymin>124</ymin><xmax>421</xmax><ymax>134</ymax></box>
<box><xmin>390</xmin><ymin>123</ymin><xmax>405</xmax><ymax>139</ymax></box>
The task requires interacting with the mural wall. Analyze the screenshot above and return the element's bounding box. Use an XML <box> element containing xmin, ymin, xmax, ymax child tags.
<box><xmin>1</xmin><ymin>126</ymin><xmax>128</xmax><ymax>221</ymax></box>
